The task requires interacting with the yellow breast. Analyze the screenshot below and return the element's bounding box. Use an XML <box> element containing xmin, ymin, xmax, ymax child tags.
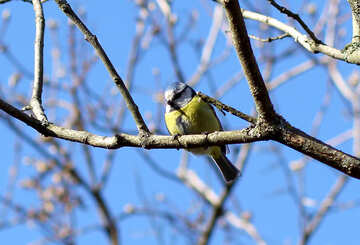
<box><xmin>165</xmin><ymin>95</ymin><xmax>222</xmax><ymax>136</ymax></box>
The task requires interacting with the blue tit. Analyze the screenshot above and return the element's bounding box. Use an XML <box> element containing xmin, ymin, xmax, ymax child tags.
<box><xmin>164</xmin><ymin>82</ymin><xmax>239</xmax><ymax>183</ymax></box>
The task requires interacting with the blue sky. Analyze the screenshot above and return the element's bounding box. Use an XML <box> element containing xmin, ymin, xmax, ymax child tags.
<box><xmin>0</xmin><ymin>0</ymin><xmax>359</xmax><ymax>244</ymax></box>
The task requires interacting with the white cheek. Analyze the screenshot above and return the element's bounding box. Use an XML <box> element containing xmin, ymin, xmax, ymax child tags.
<box><xmin>165</xmin><ymin>104</ymin><xmax>172</xmax><ymax>113</ymax></box>
<box><xmin>164</xmin><ymin>90</ymin><xmax>173</xmax><ymax>102</ymax></box>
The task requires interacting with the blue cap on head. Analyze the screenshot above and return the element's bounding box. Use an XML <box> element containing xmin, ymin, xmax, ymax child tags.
<box><xmin>164</xmin><ymin>82</ymin><xmax>196</xmax><ymax>112</ymax></box>
<box><xmin>166</xmin><ymin>82</ymin><xmax>188</xmax><ymax>94</ymax></box>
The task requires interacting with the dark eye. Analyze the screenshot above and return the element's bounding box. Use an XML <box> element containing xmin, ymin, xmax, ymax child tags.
<box><xmin>172</xmin><ymin>92</ymin><xmax>181</xmax><ymax>100</ymax></box>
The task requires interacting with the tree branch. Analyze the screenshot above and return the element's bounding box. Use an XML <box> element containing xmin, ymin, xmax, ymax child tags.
<box><xmin>241</xmin><ymin>9</ymin><xmax>355</xmax><ymax>64</ymax></box>
<box><xmin>275</xmin><ymin>119</ymin><xmax>360</xmax><ymax>178</ymax></box>
<box><xmin>30</xmin><ymin>0</ymin><xmax>48</xmax><ymax>122</ymax></box>
<box><xmin>2</xmin><ymin>86</ymin><xmax>360</xmax><ymax>179</ymax></box>
<box><xmin>299</xmin><ymin>175</ymin><xmax>348</xmax><ymax>245</ymax></box>
<box><xmin>221</xmin><ymin>0</ymin><xmax>277</xmax><ymax>122</ymax></box>
<box><xmin>226</xmin><ymin>212</ymin><xmax>267</xmax><ymax>245</ymax></box>
<box><xmin>0</xmin><ymin>97</ymin><xmax>265</xmax><ymax>149</ymax></box>
<box><xmin>188</xmin><ymin>4</ymin><xmax>223</xmax><ymax>87</ymax></box>
<box><xmin>267</xmin><ymin>0</ymin><xmax>323</xmax><ymax>44</ymax></box>
<box><xmin>197</xmin><ymin>91</ymin><xmax>257</xmax><ymax>124</ymax></box>
<box><xmin>54</xmin><ymin>0</ymin><xmax>150</xmax><ymax>135</ymax></box>
<box><xmin>347</xmin><ymin>0</ymin><xmax>360</xmax><ymax>42</ymax></box>
<box><xmin>248</xmin><ymin>33</ymin><xmax>290</xmax><ymax>43</ymax></box>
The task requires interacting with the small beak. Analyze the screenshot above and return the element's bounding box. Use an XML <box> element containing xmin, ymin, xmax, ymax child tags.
<box><xmin>167</xmin><ymin>100</ymin><xmax>179</xmax><ymax>109</ymax></box>
<box><xmin>166</xmin><ymin>100</ymin><xmax>185</xmax><ymax>115</ymax></box>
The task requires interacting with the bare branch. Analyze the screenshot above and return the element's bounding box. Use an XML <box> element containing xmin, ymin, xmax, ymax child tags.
<box><xmin>0</xmin><ymin>96</ymin><xmax>265</xmax><ymax>149</ymax></box>
<box><xmin>0</xmin><ymin>0</ymin><xmax>32</xmax><ymax>3</ymax></box>
<box><xmin>197</xmin><ymin>91</ymin><xmax>256</xmax><ymax>124</ymax></box>
<box><xmin>177</xmin><ymin>168</ymin><xmax>220</xmax><ymax>206</ymax></box>
<box><xmin>3</xmin><ymin>85</ymin><xmax>360</xmax><ymax>179</ymax></box>
<box><xmin>267</xmin><ymin>57</ymin><xmax>328</xmax><ymax>90</ymax></box>
<box><xmin>189</xmin><ymin>5</ymin><xmax>223</xmax><ymax>86</ymax></box>
<box><xmin>54</xmin><ymin>0</ymin><xmax>150</xmax><ymax>135</ymax></box>
<box><xmin>241</xmin><ymin>9</ymin><xmax>359</xmax><ymax>64</ymax></box>
<box><xmin>226</xmin><ymin>212</ymin><xmax>267</xmax><ymax>245</ymax></box>
<box><xmin>248</xmin><ymin>33</ymin><xmax>290</xmax><ymax>43</ymax></box>
<box><xmin>299</xmin><ymin>175</ymin><xmax>348</xmax><ymax>245</ymax></box>
<box><xmin>221</xmin><ymin>0</ymin><xmax>277</xmax><ymax>122</ymax></box>
<box><xmin>275</xmin><ymin>119</ymin><xmax>360</xmax><ymax>179</ymax></box>
<box><xmin>347</xmin><ymin>0</ymin><xmax>360</xmax><ymax>42</ymax></box>
<box><xmin>30</xmin><ymin>0</ymin><xmax>48</xmax><ymax>122</ymax></box>
<box><xmin>267</xmin><ymin>0</ymin><xmax>323</xmax><ymax>44</ymax></box>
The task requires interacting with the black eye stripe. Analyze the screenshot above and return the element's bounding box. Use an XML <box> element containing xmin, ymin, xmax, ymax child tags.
<box><xmin>172</xmin><ymin>92</ymin><xmax>182</xmax><ymax>100</ymax></box>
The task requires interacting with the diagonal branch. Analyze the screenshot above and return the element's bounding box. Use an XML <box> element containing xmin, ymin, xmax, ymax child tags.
<box><xmin>54</xmin><ymin>0</ymin><xmax>150</xmax><ymax>135</ymax></box>
<box><xmin>275</xmin><ymin>119</ymin><xmax>360</xmax><ymax>178</ymax></box>
<box><xmin>221</xmin><ymin>0</ymin><xmax>276</xmax><ymax>122</ymax></box>
<box><xmin>226</xmin><ymin>212</ymin><xmax>267</xmax><ymax>245</ymax></box>
<box><xmin>197</xmin><ymin>91</ymin><xmax>257</xmax><ymax>124</ymax></box>
<box><xmin>189</xmin><ymin>4</ymin><xmax>224</xmax><ymax>86</ymax></box>
<box><xmin>197</xmin><ymin>144</ymin><xmax>263</xmax><ymax>245</ymax></box>
<box><xmin>267</xmin><ymin>0</ymin><xmax>323</xmax><ymax>44</ymax></box>
<box><xmin>298</xmin><ymin>175</ymin><xmax>348</xmax><ymax>245</ymax></box>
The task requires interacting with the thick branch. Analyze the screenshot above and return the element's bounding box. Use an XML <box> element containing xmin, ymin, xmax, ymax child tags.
<box><xmin>54</xmin><ymin>0</ymin><xmax>149</xmax><ymax>135</ymax></box>
<box><xmin>221</xmin><ymin>0</ymin><xmax>276</xmax><ymax>122</ymax></box>
<box><xmin>347</xmin><ymin>0</ymin><xmax>360</xmax><ymax>42</ymax></box>
<box><xmin>275</xmin><ymin>119</ymin><xmax>360</xmax><ymax>178</ymax></box>
<box><xmin>0</xmin><ymin>97</ymin><xmax>265</xmax><ymax>149</ymax></box>
<box><xmin>3</xmin><ymin>86</ymin><xmax>360</xmax><ymax>178</ymax></box>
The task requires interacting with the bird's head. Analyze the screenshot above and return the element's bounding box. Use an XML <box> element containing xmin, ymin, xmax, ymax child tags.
<box><xmin>164</xmin><ymin>82</ymin><xmax>196</xmax><ymax>113</ymax></box>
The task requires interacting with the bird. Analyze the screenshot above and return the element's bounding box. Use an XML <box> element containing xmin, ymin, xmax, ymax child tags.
<box><xmin>164</xmin><ymin>82</ymin><xmax>239</xmax><ymax>183</ymax></box>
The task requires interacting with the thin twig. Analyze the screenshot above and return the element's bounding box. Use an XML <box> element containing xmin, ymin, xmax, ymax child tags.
<box><xmin>299</xmin><ymin>175</ymin><xmax>348</xmax><ymax>245</ymax></box>
<box><xmin>267</xmin><ymin>57</ymin><xmax>328</xmax><ymax>90</ymax></box>
<box><xmin>197</xmin><ymin>91</ymin><xmax>257</xmax><ymax>124</ymax></box>
<box><xmin>267</xmin><ymin>0</ymin><xmax>323</xmax><ymax>44</ymax></box>
<box><xmin>248</xmin><ymin>33</ymin><xmax>290</xmax><ymax>42</ymax></box>
<box><xmin>30</xmin><ymin>0</ymin><xmax>48</xmax><ymax>122</ymax></box>
<box><xmin>189</xmin><ymin>5</ymin><xmax>223</xmax><ymax>86</ymax></box>
<box><xmin>226</xmin><ymin>212</ymin><xmax>267</xmax><ymax>245</ymax></box>
<box><xmin>157</xmin><ymin>0</ymin><xmax>186</xmax><ymax>83</ymax></box>
<box><xmin>177</xmin><ymin>168</ymin><xmax>220</xmax><ymax>206</ymax></box>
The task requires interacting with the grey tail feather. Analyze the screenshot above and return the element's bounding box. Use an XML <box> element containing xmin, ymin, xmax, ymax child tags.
<box><xmin>212</xmin><ymin>154</ymin><xmax>240</xmax><ymax>183</ymax></box>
